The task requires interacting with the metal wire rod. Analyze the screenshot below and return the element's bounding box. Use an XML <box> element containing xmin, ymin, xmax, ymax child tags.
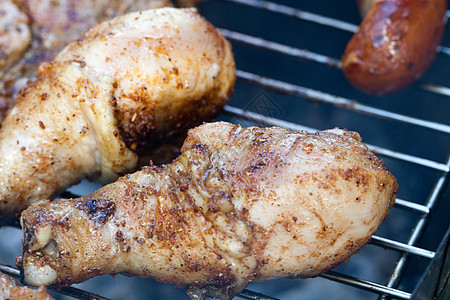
<box><xmin>239</xmin><ymin>289</ymin><xmax>280</xmax><ymax>300</ymax></box>
<box><xmin>219</xmin><ymin>28</ymin><xmax>342</xmax><ymax>68</ymax></box>
<box><xmin>0</xmin><ymin>264</ymin><xmax>20</xmax><ymax>277</ymax></box>
<box><xmin>226</xmin><ymin>0</ymin><xmax>359</xmax><ymax>32</ymax></box>
<box><xmin>366</xmin><ymin>144</ymin><xmax>449</xmax><ymax>173</ymax></box>
<box><xmin>438</xmin><ymin>45</ymin><xmax>450</xmax><ymax>56</ymax></box>
<box><xmin>223</xmin><ymin>104</ymin><xmax>315</xmax><ymax>131</ymax></box>
<box><xmin>369</xmin><ymin>236</ymin><xmax>435</xmax><ymax>259</ymax></box>
<box><xmin>320</xmin><ymin>270</ymin><xmax>412</xmax><ymax>299</ymax></box>
<box><xmin>393</xmin><ymin>199</ymin><xmax>429</xmax><ymax>215</ymax></box>
<box><xmin>51</xmin><ymin>286</ymin><xmax>111</xmax><ymax>300</ymax></box>
<box><xmin>419</xmin><ymin>83</ymin><xmax>450</xmax><ymax>97</ymax></box>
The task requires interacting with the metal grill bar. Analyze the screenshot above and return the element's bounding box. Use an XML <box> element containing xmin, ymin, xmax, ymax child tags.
<box><xmin>438</xmin><ymin>45</ymin><xmax>450</xmax><ymax>56</ymax></box>
<box><xmin>226</xmin><ymin>0</ymin><xmax>450</xmax><ymax>57</ymax></box>
<box><xmin>226</xmin><ymin>0</ymin><xmax>359</xmax><ymax>32</ymax></box>
<box><xmin>394</xmin><ymin>199</ymin><xmax>429</xmax><ymax>215</ymax></box>
<box><xmin>239</xmin><ymin>289</ymin><xmax>280</xmax><ymax>300</ymax></box>
<box><xmin>419</xmin><ymin>83</ymin><xmax>450</xmax><ymax>97</ymax></box>
<box><xmin>235</xmin><ymin>70</ymin><xmax>450</xmax><ymax>136</ymax></box>
<box><xmin>369</xmin><ymin>236</ymin><xmax>435</xmax><ymax>259</ymax></box>
<box><xmin>224</xmin><ymin>104</ymin><xmax>315</xmax><ymax>131</ymax></box>
<box><xmin>0</xmin><ymin>264</ymin><xmax>20</xmax><ymax>277</ymax></box>
<box><xmin>223</xmin><ymin>104</ymin><xmax>449</xmax><ymax>172</ymax></box>
<box><xmin>321</xmin><ymin>270</ymin><xmax>412</xmax><ymax>300</ymax></box>
<box><xmin>365</xmin><ymin>145</ymin><xmax>449</xmax><ymax>173</ymax></box>
<box><xmin>219</xmin><ymin>28</ymin><xmax>342</xmax><ymax>68</ymax></box>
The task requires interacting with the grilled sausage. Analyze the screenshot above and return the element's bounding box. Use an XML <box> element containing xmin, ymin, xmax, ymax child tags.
<box><xmin>342</xmin><ymin>0</ymin><xmax>447</xmax><ymax>95</ymax></box>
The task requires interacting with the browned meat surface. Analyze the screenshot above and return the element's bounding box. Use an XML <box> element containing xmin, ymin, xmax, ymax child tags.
<box><xmin>0</xmin><ymin>271</ymin><xmax>53</xmax><ymax>299</ymax></box>
<box><xmin>20</xmin><ymin>122</ymin><xmax>398</xmax><ymax>299</ymax></box>
<box><xmin>0</xmin><ymin>0</ymin><xmax>172</xmax><ymax>124</ymax></box>
<box><xmin>342</xmin><ymin>0</ymin><xmax>447</xmax><ymax>95</ymax></box>
<box><xmin>0</xmin><ymin>7</ymin><xmax>235</xmax><ymax>225</ymax></box>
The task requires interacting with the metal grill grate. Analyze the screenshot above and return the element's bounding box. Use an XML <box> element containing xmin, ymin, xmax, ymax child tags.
<box><xmin>1</xmin><ymin>0</ymin><xmax>449</xmax><ymax>299</ymax></box>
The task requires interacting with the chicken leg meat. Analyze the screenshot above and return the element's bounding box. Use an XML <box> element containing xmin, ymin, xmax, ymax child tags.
<box><xmin>0</xmin><ymin>7</ymin><xmax>235</xmax><ymax>225</ymax></box>
<box><xmin>20</xmin><ymin>121</ymin><xmax>398</xmax><ymax>299</ymax></box>
<box><xmin>0</xmin><ymin>0</ymin><xmax>173</xmax><ymax>124</ymax></box>
<box><xmin>1</xmin><ymin>271</ymin><xmax>53</xmax><ymax>300</ymax></box>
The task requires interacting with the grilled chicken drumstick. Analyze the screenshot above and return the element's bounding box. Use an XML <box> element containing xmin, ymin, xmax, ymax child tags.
<box><xmin>20</xmin><ymin>122</ymin><xmax>398</xmax><ymax>299</ymax></box>
<box><xmin>0</xmin><ymin>0</ymin><xmax>172</xmax><ymax>124</ymax></box>
<box><xmin>0</xmin><ymin>7</ymin><xmax>235</xmax><ymax>225</ymax></box>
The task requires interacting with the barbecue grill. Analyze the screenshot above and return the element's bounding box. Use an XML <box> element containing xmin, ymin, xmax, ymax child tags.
<box><xmin>1</xmin><ymin>0</ymin><xmax>449</xmax><ymax>299</ymax></box>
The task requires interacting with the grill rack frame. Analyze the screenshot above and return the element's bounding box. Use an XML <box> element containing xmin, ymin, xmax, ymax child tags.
<box><xmin>1</xmin><ymin>0</ymin><xmax>449</xmax><ymax>299</ymax></box>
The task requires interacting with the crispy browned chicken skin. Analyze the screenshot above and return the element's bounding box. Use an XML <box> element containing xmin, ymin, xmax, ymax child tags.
<box><xmin>20</xmin><ymin>122</ymin><xmax>398</xmax><ymax>299</ymax></box>
<box><xmin>1</xmin><ymin>271</ymin><xmax>53</xmax><ymax>300</ymax></box>
<box><xmin>0</xmin><ymin>7</ymin><xmax>235</xmax><ymax>224</ymax></box>
<box><xmin>0</xmin><ymin>0</ymin><xmax>172</xmax><ymax>124</ymax></box>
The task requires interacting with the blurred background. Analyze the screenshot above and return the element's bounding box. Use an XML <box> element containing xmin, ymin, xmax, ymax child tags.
<box><xmin>1</xmin><ymin>0</ymin><xmax>449</xmax><ymax>299</ymax></box>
